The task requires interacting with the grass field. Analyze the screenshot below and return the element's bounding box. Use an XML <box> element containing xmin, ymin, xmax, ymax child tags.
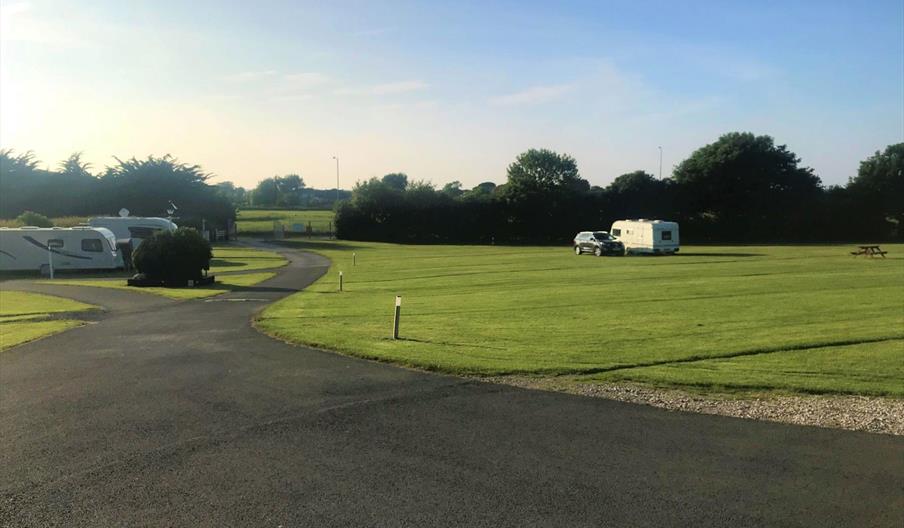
<box><xmin>210</xmin><ymin>246</ymin><xmax>287</xmax><ymax>273</ymax></box>
<box><xmin>1</xmin><ymin>291</ymin><xmax>96</xmax><ymax>350</ymax></box>
<box><xmin>236</xmin><ymin>209</ymin><xmax>334</xmax><ymax>235</ymax></box>
<box><xmin>257</xmin><ymin>240</ymin><xmax>904</xmax><ymax>397</ymax></box>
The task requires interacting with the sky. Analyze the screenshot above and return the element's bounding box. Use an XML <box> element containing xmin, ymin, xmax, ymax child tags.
<box><xmin>1</xmin><ymin>0</ymin><xmax>902</xmax><ymax>190</ymax></box>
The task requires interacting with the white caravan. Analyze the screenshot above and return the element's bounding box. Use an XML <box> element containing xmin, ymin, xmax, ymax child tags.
<box><xmin>610</xmin><ymin>219</ymin><xmax>680</xmax><ymax>255</ymax></box>
<box><xmin>88</xmin><ymin>216</ymin><xmax>177</xmax><ymax>247</ymax></box>
<box><xmin>0</xmin><ymin>227</ymin><xmax>121</xmax><ymax>272</ymax></box>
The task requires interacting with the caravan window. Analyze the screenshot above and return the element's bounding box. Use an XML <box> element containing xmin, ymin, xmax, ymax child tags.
<box><xmin>128</xmin><ymin>226</ymin><xmax>158</xmax><ymax>238</ymax></box>
<box><xmin>661</xmin><ymin>231</ymin><xmax>672</xmax><ymax>241</ymax></box>
<box><xmin>612</xmin><ymin>228</ymin><xmax>621</xmax><ymax>237</ymax></box>
<box><xmin>82</xmin><ymin>239</ymin><xmax>103</xmax><ymax>252</ymax></box>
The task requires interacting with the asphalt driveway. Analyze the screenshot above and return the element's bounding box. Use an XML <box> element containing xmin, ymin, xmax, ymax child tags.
<box><xmin>1</xmin><ymin>246</ymin><xmax>902</xmax><ymax>527</ymax></box>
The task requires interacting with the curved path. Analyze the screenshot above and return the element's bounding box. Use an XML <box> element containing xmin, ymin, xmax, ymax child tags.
<box><xmin>1</xmin><ymin>246</ymin><xmax>902</xmax><ymax>527</ymax></box>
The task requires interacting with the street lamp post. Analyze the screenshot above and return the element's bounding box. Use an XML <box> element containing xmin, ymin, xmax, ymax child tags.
<box><xmin>332</xmin><ymin>156</ymin><xmax>340</xmax><ymax>205</ymax></box>
<box><xmin>658</xmin><ymin>146</ymin><xmax>663</xmax><ymax>180</ymax></box>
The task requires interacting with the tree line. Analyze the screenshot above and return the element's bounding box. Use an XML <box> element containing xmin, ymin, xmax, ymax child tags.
<box><xmin>0</xmin><ymin>151</ymin><xmax>348</xmax><ymax>229</ymax></box>
<box><xmin>0</xmin><ymin>152</ymin><xmax>236</xmax><ymax>230</ymax></box>
<box><xmin>243</xmin><ymin>174</ymin><xmax>352</xmax><ymax>208</ymax></box>
<box><xmin>336</xmin><ymin>133</ymin><xmax>903</xmax><ymax>243</ymax></box>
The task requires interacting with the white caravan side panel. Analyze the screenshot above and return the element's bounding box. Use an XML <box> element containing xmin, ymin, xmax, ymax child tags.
<box><xmin>88</xmin><ymin>217</ymin><xmax>177</xmax><ymax>246</ymax></box>
<box><xmin>610</xmin><ymin>220</ymin><xmax>680</xmax><ymax>254</ymax></box>
<box><xmin>0</xmin><ymin>227</ymin><xmax>120</xmax><ymax>272</ymax></box>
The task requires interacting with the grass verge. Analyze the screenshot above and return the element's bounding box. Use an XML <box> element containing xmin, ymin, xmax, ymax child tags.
<box><xmin>0</xmin><ymin>291</ymin><xmax>96</xmax><ymax>350</ymax></box>
<box><xmin>585</xmin><ymin>339</ymin><xmax>904</xmax><ymax>397</ymax></box>
<box><xmin>44</xmin><ymin>272</ymin><xmax>276</xmax><ymax>299</ymax></box>
<box><xmin>209</xmin><ymin>246</ymin><xmax>288</xmax><ymax>273</ymax></box>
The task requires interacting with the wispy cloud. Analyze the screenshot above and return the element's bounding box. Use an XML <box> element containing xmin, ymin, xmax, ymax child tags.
<box><xmin>373</xmin><ymin>100</ymin><xmax>438</xmax><ymax>112</ymax></box>
<box><xmin>283</xmin><ymin>72</ymin><xmax>331</xmax><ymax>89</ymax></box>
<box><xmin>489</xmin><ymin>84</ymin><xmax>574</xmax><ymax>106</ymax></box>
<box><xmin>336</xmin><ymin>80</ymin><xmax>429</xmax><ymax>96</ymax></box>
<box><xmin>221</xmin><ymin>71</ymin><xmax>331</xmax><ymax>100</ymax></box>
<box><xmin>272</xmin><ymin>93</ymin><xmax>314</xmax><ymax>102</ymax></box>
<box><xmin>224</xmin><ymin>70</ymin><xmax>277</xmax><ymax>82</ymax></box>
<box><xmin>0</xmin><ymin>1</ymin><xmax>80</xmax><ymax>45</ymax></box>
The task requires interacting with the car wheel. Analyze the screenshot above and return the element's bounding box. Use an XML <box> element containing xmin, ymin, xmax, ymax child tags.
<box><xmin>574</xmin><ymin>246</ymin><xmax>582</xmax><ymax>255</ymax></box>
<box><xmin>593</xmin><ymin>246</ymin><xmax>602</xmax><ymax>257</ymax></box>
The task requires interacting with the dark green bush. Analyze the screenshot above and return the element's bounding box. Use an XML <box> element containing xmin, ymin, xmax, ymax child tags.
<box><xmin>16</xmin><ymin>210</ymin><xmax>53</xmax><ymax>227</ymax></box>
<box><xmin>132</xmin><ymin>227</ymin><xmax>212</xmax><ymax>282</ymax></box>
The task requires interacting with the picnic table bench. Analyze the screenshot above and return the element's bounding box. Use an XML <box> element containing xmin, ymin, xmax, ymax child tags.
<box><xmin>851</xmin><ymin>245</ymin><xmax>887</xmax><ymax>258</ymax></box>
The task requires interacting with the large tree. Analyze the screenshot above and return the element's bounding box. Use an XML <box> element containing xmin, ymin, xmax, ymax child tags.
<box><xmin>499</xmin><ymin>149</ymin><xmax>590</xmax><ymax>241</ymax></box>
<box><xmin>607</xmin><ymin>170</ymin><xmax>660</xmax><ymax>195</ymax></box>
<box><xmin>1</xmin><ymin>150</ymin><xmax>101</xmax><ymax>217</ymax></box>
<box><xmin>847</xmin><ymin>143</ymin><xmax>904</xmax><ymax>238</ymax></box>
<box><xmin>251</xmin><ymin>174</ymin><xmax>305</xmax><ymax>206</ymax></box>
<box><xmin>503</xmin><ymin>148</ymin><xmax>587</xmax><ymax>199</ymax></box>
<box><xmin>381</xmin><ymin>173</ymin><xmax>409</xmax><ymax>191</ymax></box>
<box><xmin>672</xmin><ymin>132</ymin><xmax>821</xmax><ymax>239</ymax></box>
<box><xmin>215</xmin><ymin>181</ymin><xmax>248</xmax><ymax>206</ymax></box>
<box><xmin>59</xmin><ymin>152</ymin><xmax>93</xmax><ymax>178</ymax></box>
<box><xmin>100</xmin><ymin>155</ymin><xmax>234</xmax><ymax>227</ymax></box>
<box><xmin>605</xmin><ymin>170</ymin><xmax>673</xmax><ymax>221</ymax></box>
<box><xmin>441</xmin><ymin>180</ymin><xmax>464</xmax><ymax>197</ymax></box>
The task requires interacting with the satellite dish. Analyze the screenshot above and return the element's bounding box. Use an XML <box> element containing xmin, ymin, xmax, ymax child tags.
<box><xmin>118</xmin><ymin>208</ymin><xmax>130</xmax><ymax>217</ymax></box>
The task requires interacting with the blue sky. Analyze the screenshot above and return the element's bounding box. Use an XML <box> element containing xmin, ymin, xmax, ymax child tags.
<box><xmin>1</xmin><ymin>0</ymin><xmax>901</xmax><ymax>189</ymax></box>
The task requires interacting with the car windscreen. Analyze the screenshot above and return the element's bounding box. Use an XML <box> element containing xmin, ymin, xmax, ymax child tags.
<box><xmin>592</xmin><ymin>232</ymin><xmax>612</xmax><ymax>240</ymax></box>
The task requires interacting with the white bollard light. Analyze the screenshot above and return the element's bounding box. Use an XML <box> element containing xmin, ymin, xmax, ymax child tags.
<box><xmin>392</xmin><ymin>295</ymin><xmax>402</xmax><ymax>339</ymax></box>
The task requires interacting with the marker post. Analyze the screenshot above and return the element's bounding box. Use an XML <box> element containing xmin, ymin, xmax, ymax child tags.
<box><xmin>392</xmin><ymin>296</ymin><xmax>402</xmax><ymax>339</ymax></box>
<box><xmin>46</xmin><ymin>240</ymin><xmax>63</xmax><ymax>279</ymax></box>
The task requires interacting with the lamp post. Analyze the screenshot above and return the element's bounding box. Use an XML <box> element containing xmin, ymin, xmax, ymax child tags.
<box><xmin>658</xmin><ymin>146</ymin><xmax>663</xmax><ymax>180</ymax></box>
<box><xmin>332</xmin><ymin>156</ymin><xmax>340</xmax><ymax>205</ymax></box>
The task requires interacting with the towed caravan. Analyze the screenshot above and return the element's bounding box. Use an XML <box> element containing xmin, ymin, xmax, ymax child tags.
<box><xmin>88</xmin><ymin>216</ymin><xmax>177</xmax><ymax>247</ymax></box>
<box><xmin>610</xmin><ymin>219</ymin><xmax>680</xmax><ymax>255</ymax></box>
<box><xmin>0</xmin><ymin>227</ymin><xmax>121</xmax><ymax>272</ymax></box>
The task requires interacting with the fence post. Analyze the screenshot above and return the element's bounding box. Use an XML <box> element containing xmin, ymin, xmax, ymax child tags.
<box><xmin>392</xmin><ymin>296</ymin><xmax>401</xmax><ymax>339</ymax></box>
<box><xmin>339</xmin><ymin>271</ymin><xmax>343</xmax><ymax>292</ymax></box>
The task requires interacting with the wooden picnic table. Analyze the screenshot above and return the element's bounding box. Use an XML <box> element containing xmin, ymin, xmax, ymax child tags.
<box><xmin>851</xmin><ymin>245</ymin><xmax>887</xmax><ymax>258</ymax></box>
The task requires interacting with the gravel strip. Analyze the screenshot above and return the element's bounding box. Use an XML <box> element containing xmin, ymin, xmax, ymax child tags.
<box><xmin>479</xmin><ymin>376</ymin><xmax>904</xmax><ymax>436</ymax></box>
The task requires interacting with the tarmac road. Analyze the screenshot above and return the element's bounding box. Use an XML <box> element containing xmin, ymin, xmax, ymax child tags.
<box><xmin>1</xmin><ymin>246</ymin><xmax>902</xmax><ymax>527</ymax></box>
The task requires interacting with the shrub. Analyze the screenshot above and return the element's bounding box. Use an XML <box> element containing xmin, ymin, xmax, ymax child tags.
<box><xmin>16</xmin><ymin>210</ymin><xmax>53</xmax><ymax>227</ymax></box>
<box><xmin>132</xmin><ymin>227</ymin><xmax>212</xmax><ymax>282</ymax></box>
